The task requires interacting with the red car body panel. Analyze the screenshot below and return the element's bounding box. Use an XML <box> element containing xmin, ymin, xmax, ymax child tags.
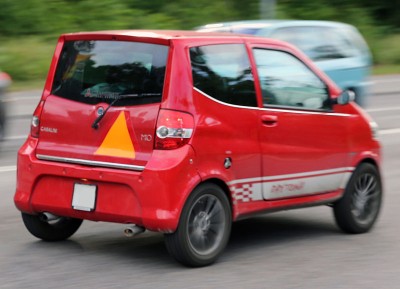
<box><xmin>14</xmin><ymin>30</ymin><xmax>381</xmax><ymax>233</ymax></box>
<box><xmin>35</xmin><ymin>95</ymin><xmax>159</xmax><ymax>167</ymax></box>
<box><xmin>16</xmin><ymin>139</ymin><xmax>201</xmax><ymax>231</ymax></box>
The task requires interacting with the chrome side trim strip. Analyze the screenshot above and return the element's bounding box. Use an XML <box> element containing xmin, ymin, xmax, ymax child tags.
<box><xmin>36</xmin><ymin>154</ymin><xmax>145</xmax><ymax>171</ymax></box>
<box><xmin>194</xmin><ymin>87</ymin><xmax>351</xmax><ymax>117</ymax></box>
<box><xmin>194</xmin><ymin>87</ymin><xmax>261</xmax><ymax>111</ymax></box>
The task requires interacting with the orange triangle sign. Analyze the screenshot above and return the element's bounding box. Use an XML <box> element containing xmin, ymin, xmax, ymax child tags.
<box><xmin>94</xmin><ymin>111</ymin><xmax>136</xmax><ymax>159</ymax></box>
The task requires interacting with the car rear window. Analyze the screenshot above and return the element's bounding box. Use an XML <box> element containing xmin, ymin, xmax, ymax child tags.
<box><xmin>51</xmin><ymin>40</ymin><xmax>168</xmax><ymax>106</ymax></box>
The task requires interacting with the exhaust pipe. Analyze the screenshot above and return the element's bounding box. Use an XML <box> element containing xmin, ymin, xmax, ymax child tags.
<box><xmin>124</xmin><ymin>225</ymin><xmax>145</xmax><ymax>237</ymax></box>
<box><xmin>40</xmin><ymin>212</ymin><xmax>60</xmax><ymax>222</ymax></box>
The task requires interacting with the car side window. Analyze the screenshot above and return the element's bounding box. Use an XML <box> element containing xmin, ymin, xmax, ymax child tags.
<box><xmin>253</xmin><ymin>49</ymin><xmax>330</xmax><ymax>110</ymax></box>
<box><xmin>190</xmin><ymin>44</ymin><xmax>257</xmax><ymax>107</ymax></box>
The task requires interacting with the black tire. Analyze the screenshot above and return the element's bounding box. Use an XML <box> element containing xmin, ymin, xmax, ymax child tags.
<box><xmin>164</xmin><ymin>183</ymin><xmax>232</xmax><ymax>267</ymax></box>
<box><xmin>333</xmin><ymin>163</ymin><xmax>382</xmax><ymax>234</ymax></box>
<box><xmin>22</xmin><ymin>213</ymin><xmax>83</xmax><ymax>241</ymax></box>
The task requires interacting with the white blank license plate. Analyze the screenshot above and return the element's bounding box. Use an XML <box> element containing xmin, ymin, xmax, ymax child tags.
<box><xmin>72</xmin><ymin>183</ymin><xmax>97</xmax><ymax>211</ymax></box>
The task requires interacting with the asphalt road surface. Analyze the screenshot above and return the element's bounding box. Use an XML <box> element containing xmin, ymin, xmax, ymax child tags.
<box><xmin>0</xmin><ymin>75</ymin><xmax>399</xmax><ymax>289</ymax></box>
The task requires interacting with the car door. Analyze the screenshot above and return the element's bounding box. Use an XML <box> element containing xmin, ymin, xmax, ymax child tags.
<box><xmin>188</xmin><ymin>43</ymin><xmax>263</xmax><ymax>200</ymax></box>
<box><xmin>251</xmin><ymin>47</ymin><xmax>354</xmax><ymax>200</ymax></box>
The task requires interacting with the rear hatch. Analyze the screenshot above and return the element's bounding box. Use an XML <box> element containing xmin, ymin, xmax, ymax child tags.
<box><xmin>36</xmin><ymin>38</ymin><xmax>169</xmax><ymax>170</ymax></box>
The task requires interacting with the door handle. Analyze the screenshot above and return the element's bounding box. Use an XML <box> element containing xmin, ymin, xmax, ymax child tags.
<box><xmin>261</xmin><ymin>115</ymin><xmax>278</xmax><ymax>126</ymax></box>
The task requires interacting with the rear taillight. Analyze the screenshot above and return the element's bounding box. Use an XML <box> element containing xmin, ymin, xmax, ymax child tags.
<box><xmin>155</xmin><ymin>109</ymin><xmax>194</xmax><ymax>150</ymax></box>
<box><xmin>31</xmin><ymin>101</ymin><xmax>44</xmax><ymax>138</ymax></box>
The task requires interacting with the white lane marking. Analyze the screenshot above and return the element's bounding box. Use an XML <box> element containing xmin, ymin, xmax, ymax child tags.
<box><xmin>372</xmin><ymin>78</ymin><xmax>400</xmax><ymax>84</ymax></box>
<box><xmin>3</xmin><ymin>96</ymin><xmax>40</xmax><ymax>102</ymax></box>
<box><xmin>367</xmin><ymin>106</ymin><xmax>400</xmax><ymax>113</ymax></box>
<box><xmin>0</xmin><ymin>166</ymin><xmax>16</xmax><ymax>172</ymax></box>
<box><xmin>3</xmin><ymin>135</ymin><xmax>27</xmax><ymax>141</ymax></box>
<box><xmin>380</xmin><ymin>128</ymin><xmax>400</xmax><ymax>135</ymax></box>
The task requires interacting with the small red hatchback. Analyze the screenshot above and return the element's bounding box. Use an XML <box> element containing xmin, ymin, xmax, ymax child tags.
<box><xmin>15</xmin><ymin>30</ymin><xmax>382</xmax><ymax>267</ymax></box>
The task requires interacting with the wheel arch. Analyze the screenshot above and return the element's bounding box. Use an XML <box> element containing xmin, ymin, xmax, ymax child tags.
<box><xmin>355</xmin><ymin>157</ymin><xmax>381</xmax><ymax>176</ymax></box>
<box><xmin>359</xmin><ymin>157</ymin><xmax>378</xmax><ymax>167</ymax></box>
<box><xmin>193</xmin><ymin>178</ymin><xmax>234</xmax><ymax>217</ymax></box>
<box><xmin>345</xmin><ymin>156</ymin><xmax>383</xmax><ymax>199</ymax></box>
<box><xmin>355</xmin><ymin>157</ymin><xmax>383</xmax><ymax>189</ymax></box>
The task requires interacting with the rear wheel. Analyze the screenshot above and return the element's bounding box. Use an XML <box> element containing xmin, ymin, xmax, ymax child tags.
<box><xmin>164</xmin><ymin>183</ymin><xmax>232</xmax><ymax>267</ymax></box>
<box><xmin>333</xmin><ymin>163</ymin><xmax>382</xmax><ymax>234</ymax></box>
<box><xmin>22</xmin><ymin>213</ymin><xmax>83</xmax><ymax>241</ymax></box>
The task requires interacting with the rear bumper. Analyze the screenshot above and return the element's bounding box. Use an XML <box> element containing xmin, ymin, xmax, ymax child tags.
<box><xmin>14</xmin><ymin>137</ymin><xmax>201</xmax><ymax>232</ymax></box>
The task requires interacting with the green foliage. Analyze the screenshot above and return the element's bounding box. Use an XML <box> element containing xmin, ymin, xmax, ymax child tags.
<box><xmin>0</xmin><ymin>37</ymin><xmax>54</xmax><ymax>81</ymax></box>
<box><xmin>0</xmin><ymin>0</ymin><xmax>398</xmax><ymax>36</ymax></box>
<box><xmin>374</xmin><ymin>34</ymin><xmax>400</xmax><ymax>65</ymax></box>
<box><xmin>373</xmin><ymin>64</ymin><xmax>400</xmax><ymax>75</ymax></box>
<box><xmin>0</xmin><ymin>0</ymin><xmax>264</xmax><ymax>36</ymax></box>
<box><xmin>0</xmin><ymin>0</ymin><xmax>399</xmax><ymax>86</ymax></box>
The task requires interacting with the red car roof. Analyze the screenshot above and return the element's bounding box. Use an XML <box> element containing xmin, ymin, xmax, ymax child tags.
<box><xmin>62</xmin><ymin>29</ymin><xmax>247</xmax><ymax>39</ymax></box>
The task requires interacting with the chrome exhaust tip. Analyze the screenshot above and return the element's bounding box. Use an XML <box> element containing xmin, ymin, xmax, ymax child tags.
<box><xmin>124</xmin><ymin>225</ymin><xmax>145</xmax><ymax>237</ymax></box>
<box><xmin>40</xmin><ymin>212</ymin><xmax>60</xmax><ymax>222</ymax></box>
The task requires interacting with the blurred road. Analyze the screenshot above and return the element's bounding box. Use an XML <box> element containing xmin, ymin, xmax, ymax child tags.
<box><xmin>0</xmin><ymin>75</ymin><xmax>399</xmax><ymax>288</ymax></box>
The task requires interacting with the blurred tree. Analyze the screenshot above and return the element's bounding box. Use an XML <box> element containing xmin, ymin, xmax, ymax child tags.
<box><xmin>350</xmin><ymin>0</ymin><xmax>400</xmax><ymax>29</ymax></box>
<box><xmin>0</xmin><ymin>0</ymin><xmax>47</xmax><ymax>35</ymax></box>
<box><xmin>162</xmin><ymin>0</ymin><xmax>238</xmax><ymax>28</ymax></box>
<box><xmin>0</xmin><ymin>0</ymin><xmax>399</xmax><ymax>37</ymax></box>
<box><xmin>0</xmin><ymin>0</ymin><xmax>399</xmax><ymax>83</ymax></box>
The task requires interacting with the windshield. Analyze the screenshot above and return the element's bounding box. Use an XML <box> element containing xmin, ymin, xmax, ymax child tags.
<box><xmin>52</xmin><ymin>40</ymin><xmax>168</xmax><ymax>106</ymax></box>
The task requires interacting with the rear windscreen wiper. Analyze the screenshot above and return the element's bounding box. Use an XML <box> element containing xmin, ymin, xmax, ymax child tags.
<box><xmin>91</xmin><ymin>96</ymin><xmax>120</xmax><ymax>129</ymax></box>
<box><xmin>91</xmin><ymin>93</ymin><xmax>160</xmax><ymax>129</ymax></box>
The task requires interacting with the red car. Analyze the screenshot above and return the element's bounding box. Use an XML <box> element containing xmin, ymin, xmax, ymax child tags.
<box><xmin>14</xmin><ymin>30</ymin><xmax>382</xmax><ymax>267</ymax></box>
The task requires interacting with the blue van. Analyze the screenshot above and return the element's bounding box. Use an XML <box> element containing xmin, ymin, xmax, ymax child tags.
<box><xmin>196</xmin><ymin>20</ymin><xmax>372</xmax><ymax>106</ymax></box>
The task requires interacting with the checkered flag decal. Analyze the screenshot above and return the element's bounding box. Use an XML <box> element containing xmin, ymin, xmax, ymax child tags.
<box><xmin>230</xmin><ymin>182</ymin><xmax>262</xmax><ymax>203</ymax></box>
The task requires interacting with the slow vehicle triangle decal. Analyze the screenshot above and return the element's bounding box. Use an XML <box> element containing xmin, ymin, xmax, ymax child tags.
<box><xmin>94</xmin><ymin>111</ymin><xmax>136</xmax><ymax>159</ymax></box>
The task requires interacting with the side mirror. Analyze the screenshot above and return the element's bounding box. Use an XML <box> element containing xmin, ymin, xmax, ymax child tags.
<box><xmin>335</xmin><ymin>90</ymin><xmax>355</xmax><ymax>105</ymax></box>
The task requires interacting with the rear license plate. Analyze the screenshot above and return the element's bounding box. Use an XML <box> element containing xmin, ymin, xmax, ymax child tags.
<box><xmin>72</xmin><ymin>183</ymin><xmax>97</xmax><ymax>211</ymax></box>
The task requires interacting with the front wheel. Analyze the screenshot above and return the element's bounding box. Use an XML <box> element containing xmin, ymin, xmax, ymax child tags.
<box><xmin>22</xmin><ymin>213</ymin><xmax>83</xmax><ymax>241</ymax></box>
<box><xmin>164</xmin><ymin>183</ymin><xmax>232</xmax><ymax>267</ymax></box>
<box><xmin>333</xmin><ymin>163</ymin><xmax>382</xmax><ymax>234</ymax></box>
